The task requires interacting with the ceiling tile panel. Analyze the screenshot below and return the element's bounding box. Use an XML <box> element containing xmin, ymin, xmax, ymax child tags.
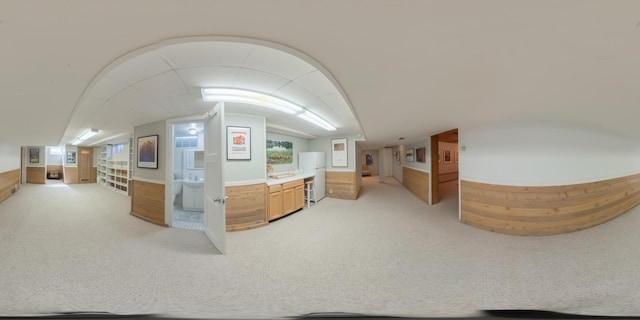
<box><xmin>175</xmin><ymin>67</ymin><xmax>240</xmax><ymax>88</ymax></box>
<box><xmin>273</xmin><ymin>82</ymin><xmax>321</xmax><ymax>109</ymax></box>
<box><xmin>158</xmin><ymin>42</ymin><xmax>255</xmax><ymax>68</ymax></box>
<box><xmin>292</xmin><ymin>70</ymin><xmax>337</xmax><ymax>97</ymax></box>
<box><xmin>243</xmin><ymin>46</ymin><xmax>316</xmax><ymax>80</ymax></box>
<box><xmin>107</xmin><ymin>51</ymin><xmax>173</xmax><ymax>85</ymax></box>
<box><xmin>233</xmin><ymin>69</ymin><xmax>290</xmax><ymax>93</ymax></box>
<box><xmin>87</xmin><ymin>76</ymin><xmax>130</xmax><ymax>101</ymax></box>
<box><xmin>129</xmin><ymin>71</ymin><xmax>189</xmax><ymax>101</ymax></box>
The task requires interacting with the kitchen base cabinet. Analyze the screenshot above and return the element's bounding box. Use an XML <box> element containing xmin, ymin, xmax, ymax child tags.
<box><xmin>268</xmin><ymin>179</ymin><xmax>304</xmax><ymax>221</ymax></box>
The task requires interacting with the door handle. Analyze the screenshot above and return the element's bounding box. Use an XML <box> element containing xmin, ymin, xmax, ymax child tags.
<box><xmin>213</xmin><ymin>196</ymin><xmax>228</xmax><ymax>205</ymax></box>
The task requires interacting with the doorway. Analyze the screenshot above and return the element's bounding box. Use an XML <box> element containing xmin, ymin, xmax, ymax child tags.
<box><xmin>430</xmin><ymin>129</ymin><xmax>459</xmax><ymax>205</ymax></box>
<box><xmin>170</xmin><ymin>120</ymin><xmax>205</xmax><ymax>231</ymax></box>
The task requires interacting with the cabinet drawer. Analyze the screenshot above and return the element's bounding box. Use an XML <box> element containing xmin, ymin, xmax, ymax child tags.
<box><xmin>268</xmin><ymin>185</ymin><xmax>282</xmax><ymax>193</ymax></box>
<box><xmin>282</xmin><ymin>179</ymin><xmax>303</xmax><ymax>190</ymax></box>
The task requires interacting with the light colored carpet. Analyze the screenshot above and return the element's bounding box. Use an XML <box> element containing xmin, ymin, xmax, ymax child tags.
<box><xmin>1</xmin><ymin>177</ymin><xmax>640</xmax><ymax>318</ymax></box>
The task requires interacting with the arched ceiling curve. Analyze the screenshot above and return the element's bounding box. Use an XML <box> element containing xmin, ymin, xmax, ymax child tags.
<box><xmin>61</xmin><ymin>37</ymin><xmax>363</xmax><ymax>146</ymax></box>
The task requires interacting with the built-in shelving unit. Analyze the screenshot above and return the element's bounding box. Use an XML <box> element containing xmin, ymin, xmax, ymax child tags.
<box><xmin>97</xmin><ymin>142</ymin><xmax>132</xmax><ymax>196</ymax></box>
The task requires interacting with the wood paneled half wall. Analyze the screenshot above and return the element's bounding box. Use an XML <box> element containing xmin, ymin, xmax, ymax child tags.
<box><xmin>460</xmin><ymin>174</ymin><xmax>640</xmax><ymax>236</ymax></box>
<box><xmin>225</xmin><ymin>183</ymin><xmax>268</xmax><ymax>231</ymax></box>
<box><xmin>131</xmin><ymin>180</ymin><xmax>167</xmax><ymax>226</ymax></box>
<box><xmin>26</xmin><ymin>167</ymin><xmax>45</xmax><ymax>184</ymax></box>
<box><xmin>402</xmin><ymin>167</ymin><xmax>430</xmax><ymax>204</ymax></box>
<box><xmin>0</xmin><ymin>169</ymin><xmax>20</xmax><ymax>203</ymax></box>
<box><xmin>326</xmin><ymin>171</ymin><xmax>359</xmax><ymax>199</ymax></box>
<box><xmin>63</xmin><ymin>167</ymin><xmax>78</xmax><ymax>184</ymax></box>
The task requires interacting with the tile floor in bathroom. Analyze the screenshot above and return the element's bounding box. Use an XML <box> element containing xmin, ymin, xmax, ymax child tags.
<box><xmin>173</xmin><ymin>207</ymin><xmax>204</xmax><ymax>230</ymax></box>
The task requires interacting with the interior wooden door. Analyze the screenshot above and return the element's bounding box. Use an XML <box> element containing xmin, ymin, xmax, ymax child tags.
<box><xmin>78</xmin><ymin>147</ymin><xmax>92</xmax><ymax>183</ymax></box>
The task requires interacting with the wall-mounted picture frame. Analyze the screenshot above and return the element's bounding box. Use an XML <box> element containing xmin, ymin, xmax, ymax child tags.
<box><xmin>365</xmin><ymin>153</ymin><xmax>374</xmax><ymax>166</ymax></box>
<box><xmin>29</xmin><ymin>148</ymin><xmax>39</xmax><ymax>164</ymax></box>
<box><xmin>66</xmin><ymin>151</ymin><xmax>76</xmax><ymax>164</ymax></box>
<box><xmin>137</xmin><ymin>134</ymin><xmax>159</xmax><ymax>169</ymax></box>
<box><xmin>331</xmin><ymin>138</ymin><xmax>348</xmax><ymax>167</ymax></box>
<box><xmin>227</xmin><ymin>126</ymin><xmax>251</xmax><ymax>160</ymax></box>
<box><xmin>266</xmin><ymin>139</ymin><xmax>292</xmax><ymax>164</ymax></box>
<box><xmin>444</xmin><ymin>150</ymin><xmax>452</xmax><ymax>163</ymax></box>
<box><xmin>416</xmin><ymin>147</ymin><xmax>426</xmax><ymax>163</ymax></box>
<box><xmin>406</xmin><ymin>148</ymin><xmax>415</xmax><ymax>162</ymax></box>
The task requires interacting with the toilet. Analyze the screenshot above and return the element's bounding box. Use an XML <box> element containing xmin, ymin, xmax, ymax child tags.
<box><xmin>173</xmin><ymin>180</ymin><xmax>183</xmax><ymax>205</ymax></box>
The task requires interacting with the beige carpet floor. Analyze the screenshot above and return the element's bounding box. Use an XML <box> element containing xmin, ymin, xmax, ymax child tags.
<box><xmin>1</xmin><ymin>177</ymin><xmax>640</xmax><ymax>318</ymax></box>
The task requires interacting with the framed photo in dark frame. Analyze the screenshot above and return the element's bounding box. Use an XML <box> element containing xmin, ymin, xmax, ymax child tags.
<box><xmin>137</xmin><ymin>135</ymin><xmax>159</xmax><ymax>169</ymax></box>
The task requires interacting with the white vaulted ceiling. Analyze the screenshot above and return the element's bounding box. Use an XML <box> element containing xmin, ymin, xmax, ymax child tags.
<box><xmin>2</xmin><ymin>1</ymin><xmax>640</xmax><ymax>149</ymax></box>
<box><xmin>60</xmin><ymin>38</ymin><xmax>360</xmax><ymax>146</ymax></box>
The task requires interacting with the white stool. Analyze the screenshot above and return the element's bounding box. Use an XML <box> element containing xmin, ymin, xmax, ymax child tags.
<box><xmin>305</xmin><ymin>180</ymin><xmax>317</xmax><ymax>208</ymax></box>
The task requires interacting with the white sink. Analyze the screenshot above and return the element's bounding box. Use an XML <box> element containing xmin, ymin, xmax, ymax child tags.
<box><xmin>183</xmin><ymin>180</ymin><xmax>204</xmax><ymax>188</ymax></box>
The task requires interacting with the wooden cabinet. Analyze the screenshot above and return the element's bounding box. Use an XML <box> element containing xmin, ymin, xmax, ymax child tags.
<box><xmin>268</xmin><ymin>185</ymin><xmax>283</xmax><ymax>220</ymax></box>
<box><xmin>268</xmin><ymin>179</ymin><xmax>304</xmax><ymax>221</ymax></box>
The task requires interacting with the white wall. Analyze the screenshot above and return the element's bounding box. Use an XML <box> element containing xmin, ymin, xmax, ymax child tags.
<box><xmin>225</xmin><ymin>113</ymin><xmax>266</xmax><ymax>183</ymax></box>
<box><xmin>266</xmin><ymin>132</ymin><xmax>310</xmax><ymax>173</ymax></box>
<box><xmin>133</xmin><ymin>120</ymin><xmax>166</xmax><ymax>181</ymax></box>
<box><xmin>403</xmin><ymin>138</ymin><xmax>430</xmax><ymax>172</ymax></box>
<box><xmin>460</xmin><ymin>121</ymin><xmax>640</xmax><ymax>186</ymax></box>
<box><xmin>26</xmin><ymin>146</ymin><xmax>46</xmax><ymax>168</ymax></box>
<box><xmin>392</xmin><ymin>145</ymin><xmax>404</xmax><ymax>182</ymax></box>
<box><xmin>0</xmin><ymin>142</ymin><xmax>21</xmax><ymax>172</ymax></box>
<box><xmin>309</xmin><ymin>133</ymin><xmax>361</xmax><ymax>171</ymax></box>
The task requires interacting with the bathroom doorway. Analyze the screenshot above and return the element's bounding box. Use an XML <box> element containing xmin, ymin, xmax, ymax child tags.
<box><xmin>171</xmin><ymin>121</ymin><xmax>205</xmax><ymax>230</ymax></box>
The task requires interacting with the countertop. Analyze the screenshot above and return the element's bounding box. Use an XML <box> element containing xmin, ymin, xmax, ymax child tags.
<box><xmin>266</xmin><ymin>172</ymin><xmax>314</xmax><ymax>186</ymax></box>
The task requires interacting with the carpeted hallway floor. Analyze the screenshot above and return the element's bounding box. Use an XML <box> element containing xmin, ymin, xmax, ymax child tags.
<box><xmin>1</xmin><ymin>177</ymin><xmax>639</xmax><ymax>318</ymax></box>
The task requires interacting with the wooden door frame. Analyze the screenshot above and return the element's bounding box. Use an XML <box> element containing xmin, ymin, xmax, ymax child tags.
<box><xmin>430</xmin><ymin>129</ymin><xmax>458</xmax><ymax>205</ymax></box>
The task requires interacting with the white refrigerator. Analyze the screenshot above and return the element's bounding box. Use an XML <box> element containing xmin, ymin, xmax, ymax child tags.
<box><xmin>298</xmin><ymin>152</ymin><xmax>326</xmax><ymax>201</ymax></box>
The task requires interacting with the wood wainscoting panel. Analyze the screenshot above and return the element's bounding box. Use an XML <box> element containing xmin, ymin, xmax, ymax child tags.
<box><xmin>26</xmin><ymin>167</ymin><xmax>45</xmax><ymax>184</ymax></box>
<box><xmin>326</xmin><ymin>171</ymin><xmax>358</xmax><ymax>199</ymax></box>
<box><xmin>63</xmin><ymin>167</ymin><xmax>78</xmax><ymax>184</ymax></box>
<box><xmin>0</xmin><ymin>169</ymin><xmax>20</xmax><ymax>203</ymax></box>
<box><xmin>402</xmin><ymin>167</ymin><xmax>429</xmax><ymax>204</ymax></box>
<box><xmin>130</xmin><ymin>180</ymin><xmax>167</xmax><ymax>226</ymax></box>
<box><xmin>90</xmin><ymin>167</ymin><xmax>98</xmax><ymax>183</ymax></box>
<box><xmin>225</xmin><ymin>183</ymin><xmax>268</xmax><ymax>231</ymax></box>
<box><xmin>460</xmin><ymin>174</ymin><xmax>640</xmax><ymax>236</ymax></box>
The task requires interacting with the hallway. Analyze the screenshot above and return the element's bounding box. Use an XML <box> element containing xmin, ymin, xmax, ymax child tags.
<box><xmin>1</xmin><ymin>178</ymin><xmax>640</xmax><ymax>318</ymax></box>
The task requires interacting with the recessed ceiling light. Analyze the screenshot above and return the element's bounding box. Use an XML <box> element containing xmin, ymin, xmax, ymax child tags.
<box><xmin>399</xmin><ymin>137</ymin><xmax>405</xmax><ymax>140</ymax></box>
<box><xmin>187</xmin><ymin>127</ymin><xmax>198</xmax><ymax>135</ymax></box>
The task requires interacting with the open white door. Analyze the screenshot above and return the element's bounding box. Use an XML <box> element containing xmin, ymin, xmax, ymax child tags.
<box><xmin>204</xmin><ymin>102</ymin><xmax>226</xmax><ymax>254</ymax></box>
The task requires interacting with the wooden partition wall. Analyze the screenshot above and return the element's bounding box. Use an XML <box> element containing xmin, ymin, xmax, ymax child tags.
<box><xmin>63</xmin><ymin>167</ymin><xmax>78</xmax><ymax>184</ymax></box>
<box><xmin>225</xmin><ymin>183</ymin><xmax>268</xmax><ymax>231</ymax></box>
<box><xmin>26</xmin><ymin>167</ymin><xmax>46</xmax><ymax>184</ymax></box>
<box><xmin>130</xmin><ymin>180</ymin><xmax>166</xmax><ymax>226</ymax></box>
<box><xmin>0</xmin><ymin>169</ymin><xmax>20</xmax><ymax>203</ymax></box>
<box><xmin>326</xmin><ymin>171</ymin><xmax>359</xmax><ymax>200</ymax></box>
<box><xmin>460</xmin><ymin>174</ymin><xmax>640</xmax><ymax>235</ymax></box>
<box><xmin>402</xmin><ymin>167</ymin><xmax>429</xmax><ymax>204</ymax></box>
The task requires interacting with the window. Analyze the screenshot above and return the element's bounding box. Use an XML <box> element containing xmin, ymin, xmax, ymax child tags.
<box><xmin>113</xmin><ymin>144</ymin><xmax>124</xmax><ymax>154</ymax></box>
<box><xmin>49</xmin><ymin>147</ymin><xmax>62</xmax><ymax>155</ymax></box>
<box><xmin>175</xmin><ymin>136</ymin><xmax>198</xmax><ymax>148</ymax></box>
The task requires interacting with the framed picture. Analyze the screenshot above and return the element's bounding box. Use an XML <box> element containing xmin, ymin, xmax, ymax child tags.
<box><xmin>331</xmin><ymin>138</ymin><xmax>348</xmax><ymax>167</ymax></box>
<box><xmin>29</xmin><ymin>148</ymin><xmax>39</xmax><ymax>164</ymax></box>
<box><xmin>266</xmin><ymin>139</ymin><xmax>292</xmax><ymax>164</ymax></box>
<box><xmin>66</xmin><ymin>151</ymin><xmax>76</xmax><ymax>164</ymax></box>
<box><xmin>365</xmin><ymin>153</ymin><xmax>374</xmax><ymax>166</ymax></box>
<box><xmin>444</xmin><ymin>150</ymin><xmax>452</xmax><ymax>163</ymax></box>
<box><xmin>227</xmin><ymin>126</ymin><xmax>251</xmax><ymax>160</ymax></box>
<box><xmin>137</xmin><ymin>135</ymin><xmax>159</xmax><ymax>169</ymax></box>
<box><xmin>405</xmin><ymin>148</ymin><xmax>414</xmax><ymax>162</ymax></box>
<box><xmin>416</xmin><ymin>147</ymin><xmax>426</xmax><ymax>163</ymax></box>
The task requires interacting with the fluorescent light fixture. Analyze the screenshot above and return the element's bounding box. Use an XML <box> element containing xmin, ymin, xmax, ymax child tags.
<box><xmin>72</xmin><ymin>129</ymin><xmax>99</xmax><ymax>145</ymax></box>
<box><xmin>297</xmin><ymin>111</ymin><xmax>337</xmax><ymax>131</ymax></box>
<box><xmin>201</xmin><ymin>88</ymin><xmax>337</xmax><ymax>131</ymax></box>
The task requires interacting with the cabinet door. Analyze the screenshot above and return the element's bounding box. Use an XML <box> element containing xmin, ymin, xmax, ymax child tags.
<box><xmin>268</xmin><ymin>191</ymin><xmax>283</xmax><ymax>220</ymax></box>
<box><xmin>282</xmin><ymin>187</ymin><xmax>295</xmax><ymax>214</ymax></box>
<box><xmin>194</xmin><ymin>187</ymin><xmax>204</xmax><ymax>210</ymax></box>
<box><xmin>294</xmin><ymin>185</ymin><xmax>305</xmax><ymax>210</ymax></box>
